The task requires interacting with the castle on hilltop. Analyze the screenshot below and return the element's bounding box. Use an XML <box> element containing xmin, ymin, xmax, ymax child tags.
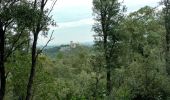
<box><xmin>70</xmin><ymin>41</ymin><xmax>79</xmax><ymax>48</ymax></box>
<box><xmin>59</xmin><ymin>41</ymin><xmax>79</xmax><ymax>51</ymax></box>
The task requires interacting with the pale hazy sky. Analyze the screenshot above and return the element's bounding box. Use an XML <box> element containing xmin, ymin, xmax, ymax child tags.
<box><xmin>38</xmin><ymin>0</ymin><xmax>160</xmax><ymax>46</ymax></box>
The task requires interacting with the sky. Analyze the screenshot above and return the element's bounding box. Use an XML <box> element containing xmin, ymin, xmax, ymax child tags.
<box><xmin>38</xmin><ymin>0</ymin><xmax>161</xmax><ymax>46</ymax></box>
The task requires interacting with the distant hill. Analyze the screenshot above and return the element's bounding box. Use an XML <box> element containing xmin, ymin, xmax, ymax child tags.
<box><xmin>43</xmin><ymin>46</ymin><xmax>60</xmax><ymax>58</ymax></box>
<box><xmin>42</xmin><ymin>43</ymin><xmax>93</xmax><ymax>58</ymax></box>
<box><xmin>43</xmin><ymin>44</ymin><xmax>72</xmax><ymax>58</ymax></box>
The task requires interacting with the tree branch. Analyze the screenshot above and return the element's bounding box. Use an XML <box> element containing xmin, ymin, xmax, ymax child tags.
<box><xmin>5</xmin><ymin>38</ymin><xmax>29</xmax><ymax>61</ymax></box>
<box><xmin>36</xmin><ymin>30</ymin><xmax>54</xmax><ymax>57</ymax></box>
<box><xmin>47</xmin><ymin>0</ymin><xmax>57</xmax><ymax>16</ymax></box>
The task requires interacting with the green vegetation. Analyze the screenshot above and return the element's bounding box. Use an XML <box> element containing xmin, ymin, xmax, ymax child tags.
<box><xmin>1</xmin><ymin>0</ymin><xmax>170</xmax><ymax>100</ymax></box>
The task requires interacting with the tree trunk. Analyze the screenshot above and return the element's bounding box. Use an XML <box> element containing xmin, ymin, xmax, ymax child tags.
<box><xmin>25</xmin><ymin>0</ymin><xmax>45</xmax><ymax>99</ymax></box>
<box><xmin>106</xmin><ymin>56</ymin><xmax>111</xmax><ymax>96</ymax></box>
<box><xmin>165</xmin><ymin>26</ymin><xmax>170</xmax><ymax>75</ymax></box>
<box><xmin>0</xmin><ymin>21</ymin><xmax>5</xmax><ymax>100</ymax></box>
<box><xmin>103</xmin><ymin>33</ymin><xmax>112</xmax><ymax>96</ymax></box>
<box><xmin>164</xmin><ymin>0</ymin><xmax>170</xmax><ymax>75</ymax></box>
<box><xmin>25</xmin><ymin>34</ymin><xmax>38</xmax><ymax>100</ymax></box>
<box><xmin>101</xmin><ymin>17</ymin><xmax>112</xmax><ymax>96</ymax></box>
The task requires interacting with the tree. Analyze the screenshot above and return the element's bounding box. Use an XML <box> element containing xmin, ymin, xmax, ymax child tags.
<box><xmin>164</xmin><ymin>0</ymin><xmax>170</xmax><ymax>75</ymax></box>
<box><xmin>0</xmin><ymin>16</ymin><xmax>5</xmax><ymax>100</ymax></box>
<box><xmin>6</xmin><ymin>51</ymin><xmax>31</xmax><ymax>100</ymax></box>
<box><xmin>92</xmin><ymin>0</ymin><xmax>124</xmax><ymax>96</ymax></box>
<box><xmin>115</xmin><ymin>6</ymin><xmax>170</xmax><ymax>100</ymax></box>
<box><xmin>52</xmin><ymin>45</ymin><xmax>98</xmax><ymax>99</ymax></box>
<box><xmin>25</xmin><ymin>0</ymin><xmax>57</xmax><ymax>100</ymax></box>
<box><xmin>0</xmin><ymin>1</ymin><xmax>31</xmax><ymax>99</ymax></box>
